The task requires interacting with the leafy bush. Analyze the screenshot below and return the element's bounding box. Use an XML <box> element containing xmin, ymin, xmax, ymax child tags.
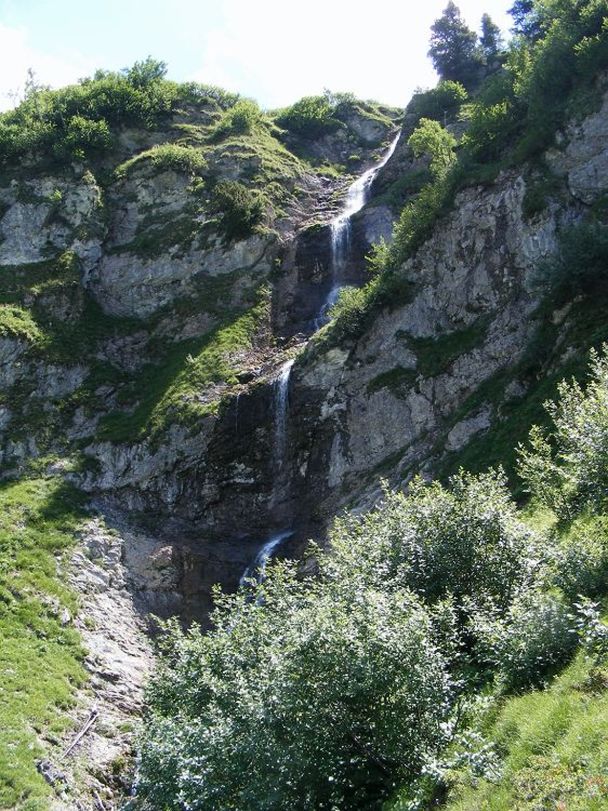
<box><xmin>408</xmin><ymin>80</ymin><xmax>468</xmax><ymax>123</ymax></box>
<box><xmin>138</xmin><ymin>572</ymin><xmax>453</xmax><ymax>810</ymax></box>
<box><xmin>210</xmin><ymin>180</ymin><xmax>264</xmax><ymax>241</ymax></box>
<box><xmin>178</xmin><ymin>81</ymin><xmax>240</xmax><ymax>109</ymax></box>
<box><xmin>60</xmin><ymin>115</ymin><xmax>113</xmax><ymax>158</ymax></box>
<box><xmin>471</xmin><ymin>590</ymin><xmax>576</xmax><ymax>690</ymax></box>
<box><xmin>319</xmin><ymin>268</ymin><xmax>412</xmax><ymax>344</ymax></box>
<box><xmin>462</xmin><ymin>0</ymin><xmax>608</xmax><ymax>163</ymax></box>
<box><xmin>275</xmin><ymin>94</ymin><xmax>341</xmax><ymax>138</ymax></box>
<box><xmin>324</xmin><ymin>471</ymin><xmax>539</xmax><ymax>611</ymax></box>
<box><xmin>0</xmin><ymin>304</ymin><xmax>42</xmax><ymax>343</ymax></box>
<box><xmin>518</xmin><ymin>345</ymin><xmax>608</xmax><ymax>516</ymax></box>
<box><xmin>212</xmin><ymin>98</ymin><xmax>264</xmax><ymax>138</ymax></box>
<box><xmin>0</xmin><ymin>58</ymin><xmax>201</xmax><ymax>165</ymax></box>
<box><xmin>408</xmin><ymin>118</ymin><xmax>457</xmax><ymax>178</ymax></box>
<box><xmin>390</xmin><ymin>172</ymin><xmax>452</xmax><ymax>263</ymax></box>
<box><xmin>124</xmin><ymin>57</ymin><xmax>168</xmax><ymax>88</ymax></box>
<box><xmin>554</xmin><ymin>515</ymin><xmax>608</xmax><ymax>600</ymax></box>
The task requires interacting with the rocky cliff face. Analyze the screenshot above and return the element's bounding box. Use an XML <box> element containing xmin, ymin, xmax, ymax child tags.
<box><xmin>2</xmin><ymin>67</ymin><xmax>608</xmax><ymax>809</ymax></box>
<box><xmin>2</xmin><ymin>80</ymin><xmax>608</xmax><ymax>624</ymax></box>
<box><xmin>0</xmin><ymin>98</ymin><xmax>400</xmax><ymax>620</ymax></box>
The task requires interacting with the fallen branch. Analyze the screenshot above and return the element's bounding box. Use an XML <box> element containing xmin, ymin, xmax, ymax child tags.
<box><xmin>61</xmin><ymin>706</ymin><xmax>99</xmax><ymax>760</ymax></box>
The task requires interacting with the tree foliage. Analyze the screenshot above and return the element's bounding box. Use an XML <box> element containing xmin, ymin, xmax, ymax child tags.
<box><xmin>428</xmin><ymin>2</ymin><xmax>484</xmax><ymax>87</ymax></box>
<box><xmin>480</xmin><ymin>13</ymin><xmax>504</xmax><ymax>60</ymax></box>
<box><xmin>274</xmin><ymin>95</ymin><xmax>341</xmax><ymax>138</ymax></box>
<box><xmin>408</xmin><ymin>118</ymin><xmax>457</xmax><ymax>178</ymax></box>
<box><xmin>0</xmin><ymin>60</ymin><xmax>240</xmax><ymax>166</ymax></box>
<box><xmin>407</xmin><ymin>80</ymin><xmax>468</xmax><ymax>124</ymax></box>
<box><xmin>509</xmin><ymin>0</ymin><xmax>543</xmax><ymax>39</ymax></box>
<box><xmin>210</xmin><ymin>180</ymin><xmax>264</xmax><ymax>241</ymax></box>
<box><xmin>518</xmin><ymin>345</ymin><xmax>608</xmax><ymax>517</ymax></box>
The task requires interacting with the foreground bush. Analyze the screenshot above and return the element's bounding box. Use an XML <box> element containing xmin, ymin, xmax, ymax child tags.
<box><xmin>136</xmin><ymin>348</ymin><xmax>608</xmax><ymax>809</ymax></box>
<box><xmin>136</xmin><ymin>471</ymin><xmax>543</xmax><ymax>809</ymax></box>
<box><xmin>137</xmin><ymin>574</ymin><xmax>453</xmax><ymax>810</ymax></box>
<box><xmin>518</xmin><ymin>345</ymin><xmax>608</xmax><ymax>516</ymax></box>
<box><xmin>325</xmin><ymin>471</ymin><xmax>539</xmax><ymax>611</ymax></box>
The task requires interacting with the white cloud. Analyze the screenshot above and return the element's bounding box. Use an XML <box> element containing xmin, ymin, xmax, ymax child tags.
<box><xmin>0</xmin><ymin>22</ymin><xmax>94</xmax><ymax>110</ymax></box>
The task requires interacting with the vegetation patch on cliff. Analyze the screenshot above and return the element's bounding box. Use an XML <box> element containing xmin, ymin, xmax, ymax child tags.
<box><xmin>0</xmin><ymin>477</ymin><xmax>87</xmax><ymax>809</ymax></box>
<box><xmin>98</xmin><ymin>286</ymin><xmax>270</xmax><ymax>441</ymax></box>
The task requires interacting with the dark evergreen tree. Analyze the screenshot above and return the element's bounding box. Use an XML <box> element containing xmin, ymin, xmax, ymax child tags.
<box><xmin>509</xmin><ymin>0</ymin><xmax>543</xmax><ymax>40</ymax></box>
<box><xmin>480</xmin><ymin>13</ymin><xmax>503</xmax><ymax>61</ymax></box>
<box><xmin>428</xmin><ymin>2</ymin><xmax>483</xmax><ymax>88</ymax></box>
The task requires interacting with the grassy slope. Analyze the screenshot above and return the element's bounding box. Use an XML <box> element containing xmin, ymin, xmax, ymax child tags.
<box><xmin>444</xmin><ymin>652</ymin><xmax>608</xmax><ymax>810</ymax></box>
<box><xmin>0</xmin><ymin>477</ymin><xmax>87</xmax><ymax>810</ymax></box>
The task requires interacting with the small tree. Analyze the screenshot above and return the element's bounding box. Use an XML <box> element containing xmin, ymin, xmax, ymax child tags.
<box><xmin>125</xmin><ymin>57</ymin><xmax>167</xmax><ymax>88</ymax></box>
<box><xmin>408</xmin><ymin>80</ymin><xmax>468</xmax><ymax>123</ymax></box>
<box><xmin>408</xmin><ymin>118</ymin><xmax>457</xmax><ymax>178</ymax></box>
<box><xmin>480</xmin><ymin>13</ymin><xmax>503</xmax><ymax>61</ymax></box>
<box><xmin>428</xmin><ymin>2</ymin><xmax>483</xmax><ymax>88</ymax></box>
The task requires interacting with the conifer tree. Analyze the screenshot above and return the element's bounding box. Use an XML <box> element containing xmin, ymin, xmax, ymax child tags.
<box><xmin>509</xmin><ymin>0</ymin><xmax>542</xmax><ymax>40</ymax></box>
<box><xmin>480</xmin><ymin>13</ymin><xmax>503</xmax><ymax>61</ymax></box>
<box><xmin>428</xmin><ymin>2</ymin><xmax>483</xmax><ymax>88</ymax></box>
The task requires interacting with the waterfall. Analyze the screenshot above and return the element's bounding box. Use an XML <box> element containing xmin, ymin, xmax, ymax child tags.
<box><xmin>239</xmin><ymin>530</ymin><xmax>294</xmax><ymax>587</ymax></box>
<box><xmin>316</xmin><ymin>131</ymin><xmax>401</xmax><ymax>327</ymax></box>
<box><xmin>241</xmin><ymin>358</ymin><xmax>295</xmax><ymax>585</ymax></box>
<box><xmin>234</xmin><ymin>391</ymin><xmax>241</xmax><ymax>435</ymax></box>
<box><xmin>273</xmin><ymin>358</ymin><xmax>295</xmax><ymax>477</ymax></box>
<box><xmin>240</xmin><ymin>132</ymin><xmax>401</xmax><ymax>587</ymax></box>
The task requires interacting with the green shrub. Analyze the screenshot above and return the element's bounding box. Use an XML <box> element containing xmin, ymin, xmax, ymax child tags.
<box><xmin>408</xmin><ymin>80</ymin><xmax>468</xmax><ymax>123</ymax></box>
<box><xmin>0</xmin><ymin>304</ymin><xmax>42</xmax><ymax>343</ymax></box>
<box><xmin>60</xmin><ymin>115</ymin><xmax>113</xmax><ymax>158</ymax></box>
<box><xmin>390</xmin><ymin>175</ymin><xmax>452</xmax><ymax>262</ymax></box>
<box><xmin>0</xmin><ymin>59</ymin><xmax>187</xmax><ymax>164</ymax></box>
<box><xmin>324</xmin><ymin>471</ymin><xmax>539</xmax><ymax>611</ymax></box>
<box><xmin>554</xmin><ymin>514</ymin><xmax>608</xmax><ymax>600</ymax></box>
<box><xmin>408</xmin><ymin>118</ymin><xmax>457</xmax><ymax>178</ymax></box>
<box><xmin>319</xmin><ymin>269</ymin><xmax>412</xmax><ymax>345</ymax></box>
<box><xmin>518</xmin><ymin>345</ymin><xmax>608</xmax><ymax>517</ymax></box>
<box><xmin>275</xmin><ymin>94</ymin><xmax>341</xmax><ymax>138</ymax></box>
<box><xmin>124</xmin><ymin>57</ymin><xmax>167</xmax><ymax>88</ymax></box>
<box><xmin>178</xmin><ymin>82</ymin><xmax>240</xmax><ymax>109</ymax></box>
<box><xmin>212</xmin><ymin>99</ymin><xmax>264</xmax><ymax>138</ymax></box>
<box><xmin>138</xmin><ymin>568</ymin><xmax>453</xmax><ymax>810</ymax></box>
<box><xmin>471</xmin><ymin>590</ymin><xmax>576</xmax><ymax>691</ymax></box>
<box><xmin>462</xmin><ymin>0</ymin><xmax>608</xmax><ymax>164</ymax></box>
<box><xmin>210</xmin><ymin>180</ymin><xmax>264</xmax><ymax>241</ymax></box>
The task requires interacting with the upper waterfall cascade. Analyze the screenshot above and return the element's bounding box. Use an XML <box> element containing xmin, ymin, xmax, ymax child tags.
<box><xmin>316</xmin><ymin>130</ymin><xmax>401</xmax><ymax>326</ymax></box>
<box><xmin>242</xmin><ymin>131</ymin><xmax>401</xmax><ymax>580</ymax></box>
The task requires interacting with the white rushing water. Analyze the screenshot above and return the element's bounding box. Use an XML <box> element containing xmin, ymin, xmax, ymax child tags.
<box><xmin>241</xmin><ymin>133</ymin><xmax>401</xmax><ymax>585</ymax></box>
<box><xmin>316</xmin><ymin>131</ymin><xmax>401</xmax><ymax>327</ymax></box>
<box><xmin>273</xmin><ymin>358</ymin><xmax>295</xmax><ymax>475</ymax></box>
<box><xmin>240</xmin><ymin>358</ymin><xmax>295</xmax><ymax>584</ymax></box>
<box><xmin>239</xmin><ymin>529</ymin><xmax>294</xmax><ymax>587</ymax></box>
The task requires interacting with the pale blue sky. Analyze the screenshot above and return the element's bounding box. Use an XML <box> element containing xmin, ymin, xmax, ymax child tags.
<box><xmin>0</xmin><ymin>0</ymin><xmax>514</xmax><ymax>111</ymax></box>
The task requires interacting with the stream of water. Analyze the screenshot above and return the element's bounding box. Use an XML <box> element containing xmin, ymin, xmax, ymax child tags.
<box><xmin>316</xmin><ymin>131</ymin><xmax>401</xmax><ymax>326</ymax></box>
<box><xmin>241</xmin><ymin>131</ymin><xmax>400</xmax><ymax>583</ymax></box>
<box><xmin>240</xmin><ymin>358</ymin><xmax>295</xmax><ymax>584</ymax></box>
